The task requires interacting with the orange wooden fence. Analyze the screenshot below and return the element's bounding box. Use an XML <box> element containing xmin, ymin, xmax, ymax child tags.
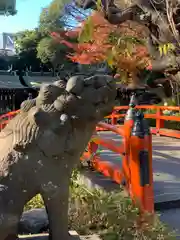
<box><xmin>82</xmin><ymin>106</ymin><xmax>155</xmax><ymax>213</ymax></box>
<box><xmin>83</xmin><ymin>105</ymin><xmax>180</xmax><ymax>213</ymax></box>
<box><xmin>98</xmin><ymin>105</ymin><xmax>180</xmax><ymax>139</ymax></box>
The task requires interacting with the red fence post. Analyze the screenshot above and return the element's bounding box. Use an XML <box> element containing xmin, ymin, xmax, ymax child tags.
<box><xmin>88</xmin><ymin>139</ymin><xmax>98</xmax><ymax>155</ymax></box>
<box><xmin>123</xmin><ymin>94</ymin><xmax>136</xmax><ymax>192</ymax></box>
<box><xmin>129</xmin><ymin>111</ymin><xmax>154</xmax><ymax>213</ymax></box>
<box><xmin>111</xmin><ymin>110</ymin><xmax>117</xmax><ymax>125</ymax></box>
<box><xmin>156</xmin><ymin>108</ymin><xmax>164</xmax><ymax>135</ymax></box>
<box><xmin>142</xmin><ymin>117</ymin><xmax>154</xmax><ymax>213</ymax></box>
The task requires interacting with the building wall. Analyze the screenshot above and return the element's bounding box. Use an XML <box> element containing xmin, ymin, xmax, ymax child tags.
<box><xmin>0</xmin><ymin>34</ymin><xmax>3</xmax><ymax>49</ymax></box>
<box><xmin>0</xmin><ymin>32</ymin><xmax>16</xmax><ymax>55</ymax></box>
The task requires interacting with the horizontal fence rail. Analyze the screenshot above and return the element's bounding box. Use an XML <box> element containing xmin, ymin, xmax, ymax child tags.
<box><xmin>81</xmin><ymin>122</ymin><xmax>128</xmax><ymax>185</ymax></box>
<box><xmin>98</xmin><ymin>106</ymin><xmax>180</xmax><ymax>139</ymax></box>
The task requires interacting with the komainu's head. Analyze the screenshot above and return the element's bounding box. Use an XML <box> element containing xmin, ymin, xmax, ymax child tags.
<box><xmin>53</xmin><ymin>74</ymin><xmax>116</xmax><ymax>122</ymax></box>
<box><xmin>21</xmin><ymin>74</ymin><xmax>116</xmax><ymax>126</ymax></box>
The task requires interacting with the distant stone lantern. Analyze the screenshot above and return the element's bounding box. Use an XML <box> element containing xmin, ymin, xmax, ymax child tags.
<box><xmin>0</xmin><ymin>0</ymin><xmax>17</xmax><ymax>16</ymax></box>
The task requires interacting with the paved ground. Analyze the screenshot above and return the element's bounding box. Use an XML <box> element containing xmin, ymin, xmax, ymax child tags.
<box><xmin>152</xmin><ymin>136</ymin><xmax>180</xmax><ymax>203</ymax></box>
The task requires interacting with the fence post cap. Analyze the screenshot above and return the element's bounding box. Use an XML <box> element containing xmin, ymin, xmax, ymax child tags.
<box><xmin>131</xmin><ymin>111</ymin><xmax>145</xmax><ymax>138</ymax></box>
<box><xmin>124</xmin><ymin>108</ymin><xmax>136</xmax><ymax>121</ymax></box>
<box><xmin>129</xmin><ymin>94</ymin><xmax>137</xmax><ymax>108</ymax></box>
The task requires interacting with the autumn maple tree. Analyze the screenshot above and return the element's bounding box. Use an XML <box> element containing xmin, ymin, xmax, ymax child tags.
<box><xmin>51</xmin><ymin>10</ymin><xmax>152</xmax><ymax>85</ymax></box>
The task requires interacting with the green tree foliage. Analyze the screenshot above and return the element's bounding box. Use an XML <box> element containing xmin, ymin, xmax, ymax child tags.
<box><xmin>37</xmin><ymin>0</ymin><xmax>78</xmax><ymax>70</ymax></box>
<box><xmin>13</xmin><ymin>0</ymin><xmax>85</xmax><ymax>72</ymax></box>
<box><xmin>13</xmin><ymin>0</ymin><xmax>72</xmax><ymax>71</ymax></box>
<box><xmin>38</xmin><ymin>0</ymin><xmax>69</xmax><ymax>36</ymax></box>
<box><xmin>15</xmin><ymin>29</ymin><xmax>41</xmax><ymax>53</ymax></box>
<box><xmin>37</xmin><ymin>36</ymin><xmax>72</xmax><ymax>68</ymax></box>
<box><xmin>14</xmin><ymin>29</ymin><xmax>42</xmax><ymax>70</ymax></box>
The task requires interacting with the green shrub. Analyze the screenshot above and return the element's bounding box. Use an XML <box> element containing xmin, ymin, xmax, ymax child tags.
<box><xmin>24</xmin><ymin>170</ymin><xmax>176</xmax><ymax>240</ymax></box>
<box><xmin>24</xmin><ymin>194</ymin><xmax>44</xmax><ymax>211</ymax></box>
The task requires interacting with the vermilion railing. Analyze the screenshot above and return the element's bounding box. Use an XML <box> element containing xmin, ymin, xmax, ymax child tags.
<box><xmin>0</xmin><ymin>110</ymin><xmax>20</xmax><ymax>130</ymax></box>
<box><xmin>81</xmin><ymin>121</ymin><xmax>131</xmax><ymax>186</ymax></box>
<box><xmin>82</xmin><ymin>113</ymin><xmax>154</xmax><ymax>213</ymax></box>
<box><xmin>83</xmin><ymin>105</ymin><xmax>180</xmax><ymax>213</ymax></box>
<box><xmin>98</xmin><ymin>105</ymin><xmax>180</xmax><ymax>139</ymax></box>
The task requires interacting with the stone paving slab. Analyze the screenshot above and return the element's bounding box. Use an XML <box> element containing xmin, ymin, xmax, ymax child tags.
<box><xmin>78</xmin><ymin>167</ymin><xmax>127</xmax><ymax>195</ymax></box>
<box><xmin>151</xmin><ymin>136</ymin><xmax>180</xmax><ymax>203</ymax></box>
<box><xmin>159</xmin><ymin>209</ymin><xmax>180</xmax><ymax>237</ymax></box>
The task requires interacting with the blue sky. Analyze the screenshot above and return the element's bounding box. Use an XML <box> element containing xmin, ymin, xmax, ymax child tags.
<box><xmin>0</xmin><ymin>0</ymin><xmax>52</xmax><ymax>33</ymax></box>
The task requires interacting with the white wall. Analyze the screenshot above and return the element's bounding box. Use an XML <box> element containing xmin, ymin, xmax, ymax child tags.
<box><xmin>0</xmin><ymin>32</ymin><xmax>16</xmax><ymax>55</ymax></box>
<box><xmin>0</xmin><ymin>33</ymin><xmax>3</xmax><ymax>49</ymax></box>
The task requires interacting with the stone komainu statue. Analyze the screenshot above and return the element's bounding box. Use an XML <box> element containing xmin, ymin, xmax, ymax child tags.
<box><xmin>0</xmin><ymin>75</ymin><xmax>116</xmax><ymax>240</ymax></box>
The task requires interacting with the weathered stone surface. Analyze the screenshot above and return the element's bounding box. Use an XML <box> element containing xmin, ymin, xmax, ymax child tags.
<box><xmin>66</xmin><ymin>76</ymin><xmax>84</xmax><ymax>95</ymax></box>
<box><xmin>0</xmin><ymin>75</ymin><xmax>116</xmax><ymax>240</ymax></box>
